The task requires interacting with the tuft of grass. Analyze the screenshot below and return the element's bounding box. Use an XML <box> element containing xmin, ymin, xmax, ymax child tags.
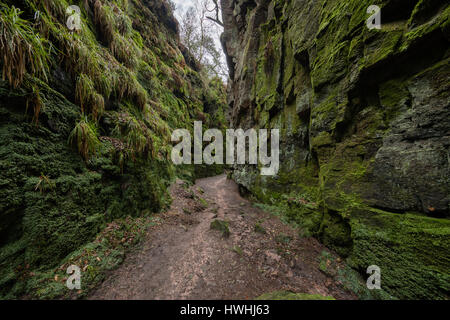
<box><xmin>110</xmin><ymin>35</ymin><xmax>140</xmax><ymax>69</ymax></box>
<box><xmin>115</xmin><ymin>68</ymin><xmax>147</xmax><ymax>109</ymax></box>
<box><xmin>198</xmin><ymin>197</ymin><xmax>208</xmax><ymax>208</ymax></box>
<box><xmin>231</xmin><ymin>245</ymin><xmax>243</xmax><ymax>255</ymax></box>
<box><xmin>124</xmin><ymin>120</ymin><xmax>150</xmax><ymax>158</ymax></box>
<box><xmin>75</xmin><ymin>74</ymin><xmax>105</xmax><ymax>120</ymax></box>
<box><xmin>117</xmin><ymin>12</ymin><xmax>132</xmax><ymax>36</ymax></box>
<box><xmin>0</xmin><ymin>5</ymin><xmax>50</xmax><ymax>88</ymax></box>
<box><xmin>254</xmin><ymin>223</ymin><xmax>266</xmax><ymax>234</ymax></box>
<box><xmin>210</xmin><ymin>220</ymin><xmax>230</xmax><ymax>238</ymax></box>
<box><xmin>94</xmin><ymin>0</ymin><xmax>116</xmax><ymax>44</ymax></box>
<box><xmin>34</xmin><ymin>173</ymin><xmax>55</xmax><ymax>193</ymax></box>
<box><xmin>112</xmin><ymin>112</ymin><xmax>153</xmax><ymax>159</ymax></box>
<box><xmin>134</xmin><ymin>83</ymin><xmax>148</xmax><ymax>110</ymax></box>
<box><xmin>68</xmin><ymin>116</ymin><xmax>100</xmax><ymax>161</ymax></box>
<box><xmin>144</xmin><ymin>104</ymin><xmax>170</xmax><ymax>139</ymax></box>
<box><xmin>93</xmin><ymin>1</ymin><xmax>139</xmax><ymax>69</ymax></box>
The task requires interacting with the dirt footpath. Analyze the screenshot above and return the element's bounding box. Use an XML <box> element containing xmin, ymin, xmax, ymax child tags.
<box><xmin>89</xmin><ymin>175</ymin><xmax>357</xmax><ymax>300</ymax></box>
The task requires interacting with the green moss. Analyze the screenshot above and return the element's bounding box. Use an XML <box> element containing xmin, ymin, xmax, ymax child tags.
<box><xmin>317</xmin><ymin>250</ymin><xmax>394</xmax><ymax>300</ymax></box>
<box><xmin>402</xmin><ymin>5</ymin><xmax>450</xmax><ymax>49</ymax></box>
<box><xmin>254</xmin><ymin>28</ymin><xmax>284</xmax><ymax>114</ymax></box>
<box><xmin>312</xmin><ymin>41</ymin><xmax>350</xmax><ymax>89</ymax></box>
<box><xmin>25</xmin><ymin>215</ymin><xmax>161</xmax><ymax>299</ymax></box>
<box><xmin>347</xmin><ymin>208</ymin><xmax>450</xmax><ymax>300</ymax></box>
<box><xmin>361</xmin><ymin>29</ymin><xmax>403</xmax><ymax>67</ymax></box>
<box><xmin>408</xmin><ymin>0</ymin><xmax>446</xmax><ymax>27</ymax></box>
<box><xmin>320</xmin><ymin>211</ymin><xmax>352</xmax><ymax>256</ymax></box>
<box><xmin>0</xmin><ymin>99</ymin><xmax>173</xmax><ymax>298</ymax></box>
<box><xmin>379</xmin><ymin>79</ymin><xmax>411</xmax><ymax>122</ymax></box>
<box><xmin>311</xmin><ymin>131</ymin><xmax>334</xmax><ymax>149</ymax></box>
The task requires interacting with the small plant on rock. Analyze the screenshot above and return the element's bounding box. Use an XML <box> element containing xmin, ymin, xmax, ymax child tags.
<box><xmin>210</xmin><ymin>220</ymin><xmax>230</xmax><ymax>238</ymax></box>
<box><xmin>0</xmin><ymin>4</ymin><xmax>50</xmax><ymax>88</ymax></box>
<box><xmin>69</xmin><ymin>116</ymin><xmax>100</xmax><ymax>161</ymax></box>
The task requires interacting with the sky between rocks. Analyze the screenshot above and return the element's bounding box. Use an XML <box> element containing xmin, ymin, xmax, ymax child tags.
<box><xmin>172</xmin><ymin>0</ymin><xmax>228</xmax><ymax>80</ymax></box>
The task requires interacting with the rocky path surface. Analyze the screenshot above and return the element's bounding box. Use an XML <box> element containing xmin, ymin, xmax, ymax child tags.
<box><xmin>89</xmin><ymin>175</ymin><xmax>357</xmax><ymax>300</ymax></box>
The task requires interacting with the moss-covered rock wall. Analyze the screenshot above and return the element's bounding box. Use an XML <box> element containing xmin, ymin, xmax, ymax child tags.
<box><xmin>0</xmin><ymin>0</ymin><xmax>227</xmax><ymax>298</ymax></box>
<box><xmin>221</xmin><ymin>0</ymin><xmax>449</xmax><ymax>299</ymax></box>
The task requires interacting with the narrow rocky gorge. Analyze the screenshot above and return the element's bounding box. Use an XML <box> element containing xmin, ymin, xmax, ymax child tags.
<box><xmin>0</xmin><ymin>0</ymin><xmax>448</xmax><ymax>301</ymax></box>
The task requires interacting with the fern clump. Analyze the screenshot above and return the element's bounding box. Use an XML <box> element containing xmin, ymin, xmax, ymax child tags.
<box><xmin>94</xmin><ymin>1</ymin><xmax>137</xmax><ymax>69</ymax></box>
<box><xmin>112</xmin><ymin>112</ymin><xmax>153</xmax><ymax>159</ymax></box>
<box><xmin>112</xmin><ymin>0</ymin><xmax>130</xmax><ymax>12</ymax></box>
<box><xmin>94</xmin><ymin>0</ymin><xmax>116</xmax><ymax>43</ymax></box>
<box><xmin>134</xmin><ymin>83</ymin><xmax>148</xmax><ymax>110</ymax></box>
<box><xmin>117</xmin><ymin>12</ymin><xmax>132</xmax><ymax>36</ymax></box>
<box><xmin>0</xmin><ymin>5</ymin><xmax>50</xmax><ymax>88</ymax></box>
<box><xmin>115</xmin><ymin>68</ymin><xmax>147</xmax><ymax>109</ymax></box>
<box><xmin>144</xmin><ymin>104</ymin><xmax>170</xmax><ymax>140</ymax></box>
<box><xmin>75</xmin><ymin>74</ymin><xmax>105</xmax><ymax>120</ymax></box>
<box><xmin>125</xmin><ymin>119</ymin><xmax>150</xmax><ymax>157</ymax></box>
<box><xmin>28</xmin><ymin>0</ymin><xmax>116</xmax><ymax>100</ymax></box>
<box><xmin>110</xmin><ymin>34</ymin><xmax>140</xmax><ymax>69</ymax></box>
<box><xmin>69</xmin><ymin>116</ymin><xmax>100</xmax><ymax>160</ymax></box>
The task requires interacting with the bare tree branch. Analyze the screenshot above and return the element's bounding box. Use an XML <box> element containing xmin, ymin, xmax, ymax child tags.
<box><xmin>206</xmin><ymin>16</ymin><xmax>223</xmax><ymax>27</ymax></box>
<box><xmin>205</xmin><ymin>0</ymin><xmax>223</xmax><ymax>27</ymax></box>
<box><xmin>179</xmin><ymin>0</ymin><xmax>227</xmax><ymax>79</ymax></box>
